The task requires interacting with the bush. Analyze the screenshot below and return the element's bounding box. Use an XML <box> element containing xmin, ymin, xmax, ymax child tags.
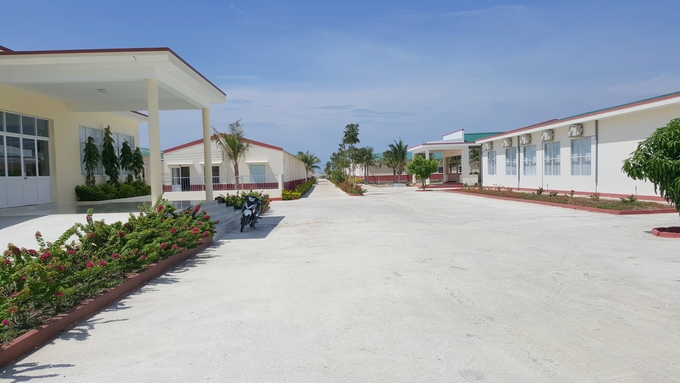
<box><xmin>0</xmin><ymin>198</ymin><xmax>216</xmax><ymax>343</ymax></box>
<box><xmin>75</xmin><ymin>181</ymin><xmax>151</xmax><ymax>201</ymax></box>
<box><xmin>282</xmin><ymin>190</ymin><xmax>302</xmax><ymax>200</ymax></box>
<box><xmin>335</xmin><ymin>181</ymin><xmax>366</xmax><ymax>195</ymax></box>
<box><xmin>219</xmin><ymin>191</ymin><xmax>271</xmax><ymax>210</ymax></box>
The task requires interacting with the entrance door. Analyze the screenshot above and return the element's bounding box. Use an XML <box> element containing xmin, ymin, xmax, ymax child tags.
<box><xmin>180</xmin><ymin>166</ymin><xmax>191</xmax><ymax>191</ymax></box>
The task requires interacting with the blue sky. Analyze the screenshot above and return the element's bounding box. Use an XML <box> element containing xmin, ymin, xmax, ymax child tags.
<box><xmin>3</xmin><ymin>0</ymin><xmax>680</xmax><ymax>164</ymax></box>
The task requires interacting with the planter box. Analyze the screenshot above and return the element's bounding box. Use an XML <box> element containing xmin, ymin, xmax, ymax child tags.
<box><xmin>0</xmin><ymin>238</ymin><xmax>213</xmax><ymax>367</ymax></box>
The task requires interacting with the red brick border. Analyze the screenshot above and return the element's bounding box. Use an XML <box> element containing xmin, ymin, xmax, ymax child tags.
<box><xmin>651</xmin><ymin>227</ymin><xmax>680</xmax><ymax>238</ymax></box>
<box><xmin>0</xmin><ymin>238</ymin><xmax>213</xmax><ymax>367</ymax></box>
<box><xmin>450</xmin><ymin>190</ymin><xmax>677</xmax><ymax>215</ymax></box>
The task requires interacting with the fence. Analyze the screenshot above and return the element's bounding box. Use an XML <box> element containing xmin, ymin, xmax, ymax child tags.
<box><xmin>161</xmin><ymin>175</ymin><xmax>281</xmax><ymax>193</ymax></box>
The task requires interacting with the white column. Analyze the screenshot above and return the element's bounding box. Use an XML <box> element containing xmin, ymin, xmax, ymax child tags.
<box><xmin>442</xmin><ymin>156</ymin><xmax>448</xmax><ymax>182</ymax></box>
<box><xmin>202</xmin><ymin>108</ymin><xmax>213</xmax><ymax>201</ymax></box>
<box><xmin>461</xmin><ymin>146</ymin><xmax>470</xmax><ymax>184</ymax></box>
<box><xmin>147</xmin><ymin>79</ymin><xmax>162</xmax><ymax>202</ymax></box>
<box><xmin>425</xmin><ymin>149</ymin><xmax>431</xmax><ymax>185</ymax></box>
<box><xmin>277</xmin><ymin>174</ymin><xmax>283</xmax><ymax>197</ymax></box>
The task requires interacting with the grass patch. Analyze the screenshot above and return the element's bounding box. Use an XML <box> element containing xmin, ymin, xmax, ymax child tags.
<box><xmin>460</xmin><ymin>189</ymin><xmax>673</xmax><ymax>211</ymax></box>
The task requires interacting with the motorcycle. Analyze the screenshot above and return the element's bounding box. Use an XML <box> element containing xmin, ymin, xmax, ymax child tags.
<box><xmin>240</xmin><ymin>195</ymin><xmax>261</xmax><ymax>232</ymax></box>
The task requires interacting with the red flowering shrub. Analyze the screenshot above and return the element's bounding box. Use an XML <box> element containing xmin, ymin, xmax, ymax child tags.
<box><xmin>0</xmin><ymin>198</ymin><xmax>216</xmax><ymax>343</ymax></box>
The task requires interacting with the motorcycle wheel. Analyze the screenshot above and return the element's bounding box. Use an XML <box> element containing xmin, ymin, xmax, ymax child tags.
<box><xmin>240</xmin><ymin>215</ymin><xmax>247</xmax><ymax>232</ymax></box>
<box><xmin>250</xmin><ymin>215</ymin><xmax>256</xmax><ymax>228</ymax></box>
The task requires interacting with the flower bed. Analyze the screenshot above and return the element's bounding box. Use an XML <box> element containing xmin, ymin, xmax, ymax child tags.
<box><xmin>456</xmin><ymin>188</ymin><xmax>676</xmax><ymax>214</ymax></box>
<box><xmin>0</xmin><ymin>199</ymin><xmax>217</xmax><ymax>345</ymax></box>
<box><xmin>331</xmin><ymin>180</ymin><xmax>366</xmax><ymax>196</ymax></box>
<box><xmin>282</xmin><ymin>178</ymin><xmax>316</xmax><ymax>200</ymax></box>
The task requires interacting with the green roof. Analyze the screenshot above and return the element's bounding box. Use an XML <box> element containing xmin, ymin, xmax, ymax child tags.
<box><xmin>464</xmin><ymin>132</ymin><xmax>503</xmax><ymax>143</ymax></box>
<box><xmin>140</xmin><ymin>148</ymin><xmax>164</xmax><ymax>159</ymax></box>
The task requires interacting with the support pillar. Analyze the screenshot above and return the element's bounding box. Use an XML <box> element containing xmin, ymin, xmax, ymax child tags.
<box><xmin>202</xmin><ymin>108</ymin><xmax>213</xmax><ymax>201</ymax></box>
<box><xmin>147</xmin><ymin>79</ymin><xmax>162</xmax><ymax>203</ymax></box>
<box><xmin>461</xmin><ymin>147</ymin><xmax>470</xmax><ymax>185</ymax></box>
<box><xmin>425</xmin><ymin>149</ymin><xmax>431</xmax><ymax>185</ymax></box>
<box><xmin>442</xmin><ymin>155</ymin><xmax>449</xmax><ymax>183</ymax></box>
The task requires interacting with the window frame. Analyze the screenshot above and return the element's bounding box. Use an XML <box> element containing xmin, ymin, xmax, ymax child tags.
<box><xmin>487</xmin><ymin>150</ymin><xmax>496</xmax><ymax>175</ymax></box>
<box><xmin>544</xmin><ymin>141</ymin><xmax>561</xmax><ymax>176</ymax></box>
<box><xmin>505</xmin><ymin>147</ymin><xmax>517</xmax><ymax>176</ymax></box>
<box><xmin>570</xmin><ymin>137</ymin><xmax>592</xmax><ymax>176</ymax></box>
<box><xmin>523</xmin><ymin>145</ymin><xmax>536</xmax><ymax>176</ymax></box>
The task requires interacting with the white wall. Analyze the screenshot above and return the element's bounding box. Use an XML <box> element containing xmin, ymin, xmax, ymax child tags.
<box><xmin>482</xmin><ymin>103</ymin><xmax>680</xmax><ymax>198</ymax></box>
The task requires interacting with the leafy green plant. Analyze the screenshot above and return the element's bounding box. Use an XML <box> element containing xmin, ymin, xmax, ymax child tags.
<box><xmin>1</xmin><ymin>198</ymin><xmax>216</xmax><ymax>343</ymax></box>
<box><xmin>549</xmin><ymin>191</ymin><xmax>558</xmax><ymax>197</ymax></box>
<box><xmin>407</xmin><ymin>155</ymin><xmax>439</xmax><ymax>190</ymax></box>
<box><xmin>282</xmin><ymin>190</ymin><xmax>302</xmax><ymax>200</ymax></box>
<box><xmin>83</xmin><ymin>136</ymin><xmax>100</xmax><ymax>187</ymax></box>
<box><xmin>620</xmin><ymin>194</ymin><xmax>638</xmax><ymax>204</ymax></box>
<box><xmin>622</xmin><ymin>118</ymin><xmax>680</xmax><ymax>213</ymax></box>
<box><xmin>536</xmin><ymin>187</ymin><xmax>544</xmax><ymax>195</ymax></box>
<box><xmin>75</xmin><ymin>180</ymin><xmax>150</xmax><ymax>201</ymax></box>
<box><xmin>119</xmin><ymin>140</ymin><xmax>134</xmax><ymax>184</ymax></box>
<box><xmin>101</xmin><ymin>126</ymin><xmax>120</xmax><ymax>185</ymax></box>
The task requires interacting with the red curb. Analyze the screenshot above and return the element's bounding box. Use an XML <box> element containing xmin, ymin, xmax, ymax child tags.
<box><xmin>450</xmin><ymin>191</ymin><xmax>677</xmax><ymax>215</ymax></box>
<box><xmin>415</xmin><ymin>190</ymin><xmax>433</xmax><ymax>192</ymax></box>
<box><xmin>0</xmin><ymin>238</ymin><xmax>213</xmax><ymax>367</ymax></box>
<box><xmin>652</xmin><ymin>227</ymin><xmax>680</xmax><ymax>238</ymax></box>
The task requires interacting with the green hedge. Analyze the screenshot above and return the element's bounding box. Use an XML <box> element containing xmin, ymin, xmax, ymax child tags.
<box><xmin>75</xmin><ymin>180</ymin><xmax>150</xmax><ymax>201</ymax></box>
<box><xmin>282</xmin><ymin>178</ymin><xmax>315</xmax><ymax>200</ymax></box>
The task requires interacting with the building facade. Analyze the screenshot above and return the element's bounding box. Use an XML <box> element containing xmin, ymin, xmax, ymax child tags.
<box><xmin>477</xmin><ymin>92</ymin><xmax>680</xmax><ymax>200</ymax></box>
<box><xmin>162</xmin><ymin>137</ymin><xmax>307</xmax><ymax>198</ymax></box>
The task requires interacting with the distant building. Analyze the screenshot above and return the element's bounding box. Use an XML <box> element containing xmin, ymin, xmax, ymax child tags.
<box><xmin>476</xmin><ymin>91</ymin><xmax>680</xmax><ymax>200</ymax></box>
<box><xmin>162</xmin><ymin>137</ymin><xmax>307</xmax><ymax>198</ymax></box>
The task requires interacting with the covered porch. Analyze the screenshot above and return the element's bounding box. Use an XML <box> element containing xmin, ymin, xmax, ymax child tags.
<box><xmin>408</xmin><ymin>143</ymin><xmax>478</xmax><ymax>186</ymax></box>
<box><xmin>0</xmin><ymin>48</ymin><xmax>226</xmax><ymax>204</ymax></box>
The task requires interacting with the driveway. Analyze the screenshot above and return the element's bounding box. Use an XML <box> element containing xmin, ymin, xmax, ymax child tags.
<box><xmin>2</xmin><ymin>179</ymin><xmax>680</xmax><ymax>382</ymax></box>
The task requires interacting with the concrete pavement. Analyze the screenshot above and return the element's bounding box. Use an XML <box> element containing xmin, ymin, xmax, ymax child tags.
<box><xmin>2</xmin><ymin>179</ymin><xmax>680</xmax><ymax>382</ymax></box>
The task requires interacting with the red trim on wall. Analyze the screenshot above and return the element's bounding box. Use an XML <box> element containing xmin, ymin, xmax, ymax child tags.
<box><xmin>284</xmin><ymin>178</ymin><xmax>306</xmax><ymax>190</ymax></box>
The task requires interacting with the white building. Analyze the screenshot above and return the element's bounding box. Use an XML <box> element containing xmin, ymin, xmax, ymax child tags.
<box><xmin>408</xmin><ymin>129</ymin><xmax>501</xmax><ymax>185</ymax></box>
<box><xmin>162</xmin><ymin>137</ymin><xmax>307</xmax><ymax>198</ymax></box>
<box><xmin>0</xmin><ymin>46</ymin><xmax>225</xmax><ymax>209</ymax></box>
<box><xmin>477</xmin><ymin>91</ymin><xmax>680</xmax><ymax>200</ymax></box>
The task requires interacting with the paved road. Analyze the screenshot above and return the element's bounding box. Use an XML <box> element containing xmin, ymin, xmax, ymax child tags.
<box><xmin>2</xmin><ymin>180</ymin><xmax>680</xmax><ymax>382</ymax></box>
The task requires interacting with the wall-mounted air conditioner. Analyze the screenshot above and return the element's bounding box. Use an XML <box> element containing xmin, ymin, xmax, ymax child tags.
<box><xmin>541</xmin><ymin>130</ymin><xmax>554</xmax><ymax>142</ymax></box>
<box><xmin>519</xmin><ymin>134</ymin><xmax>532</xmax><ymax>145</ymax></box>
<box><xmin>482</xmin><ymin>142</ymin><xmax>493</xmax><ymax>151</ymax></box>
<box><xmin>568</xmin><ymin>124</ymin><xmax>583</xmax><ymax>137</ymax></box>
<box><xmin>502</xmin><ymin>138</ymin><xmax>513</xmax><ymax>148</ymax></box>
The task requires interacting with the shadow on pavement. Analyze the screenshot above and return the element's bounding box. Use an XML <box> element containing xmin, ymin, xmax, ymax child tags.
<box><xmin>223</xmin><ymin>215</ymin><xmax>285</xmax><ymax>239</ymax></box>
<box><xmin>300</xmin><ymin>184</ymin><xmax>317</xmax><ymax>198</ymax></box>
<box><xmin>0</xmin><ymin>361</ymin><xmax>75</xmax><ymax>382</ymax></box>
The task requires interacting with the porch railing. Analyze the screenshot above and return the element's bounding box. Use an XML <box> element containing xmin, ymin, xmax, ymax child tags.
<box><xmin>161</xmin><ymin>174</ymin><xmax>281</xmax><ymax>193</ymax></box>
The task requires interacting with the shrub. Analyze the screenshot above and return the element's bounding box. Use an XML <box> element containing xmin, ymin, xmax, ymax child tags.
<box><xmin>549</xmin><ymin>191</ymin><xmax>558</xmax><ymax>197</ymax></box>
<box><xmin>590</xmin><ymin>193</ymin><xmax>600</xmax><ymax>201</ymax></box>
<box><xmin>220</xmin><ymin>191</ymin><xmax>271</xmax><ymax>210</ymax></box>
<box><xmin>536</xmin><ymin>187</ymin><xmax>544</xmax><ymax>195</ymax></box>
<box><xmin>75</xmin><ymin>181</ymin><xmax>151</xmax><ymax>201</ymax></box>
<box><xmin>620</xmin><ymin>194</ymin><xmax>638</xmax><ymax>204</ymax></box>
<box><xmin>282</xmin><ymin>190</ymin><xmax>302</xmax><ymax>200</ymax></box>
<box><xmin>0</xmin><ymin>198</ymin><xmax>216</xmax><ymax>343</ymax></box>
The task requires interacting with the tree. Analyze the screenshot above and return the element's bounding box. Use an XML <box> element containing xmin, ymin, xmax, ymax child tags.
<box><xmin>101</xmin><ymin>126</ymin><xmax>120</xmax><ymax>185</ymax></box>
<box><xmin>132</xmin><ymin>147</ymin><xmax>145</xmax><ymax>181</ymax></box>
<box><xmin>356</xmin><ymin>147</ymin><xmax>379</xmax><ymax>183</ymax></box>
<box><xmin>119</xmin><ymin>140</ymin><xmax>134</xmax><ymax>184</ymax></box>
<box><xmin>622</xmin><ymin>118</ymin><xmax>680</xmax><ymax>214</ymax></box>
<box><xmin>387</xmin><ymin>138</ymin><xmax>409</xmax><ymax>183</ymax></box>
<box><xmin>407</xmin><ymin>155</ymin><xmax>439</xmax><ymax>190</ymax></box>
<box><xmin>448</xmin><ymin>156</ymin><xmax>461</xmax><ymax>174</ymax></box>
<box><xmin>213</xmin><ymin>120</ymin><xmax>252</xmax><ymax>190</ymax></box>
<box><xmin>342</xmin><ymin>123</ymin><xmax>360</xmax><ymax>186</ymax></box>
<box><xmin>296</xmin><ymin>150</ymin><xmax>321</xmax><ymax>181</ymax></box>
<box><xmin>83</xmin><ymin>136</ymin><xmax>100</xmax><ymax>187</ymax></box>
<box><xmin>469</xmin><ymin>149</ymin><xmax>480</xmax><ymax>169</ymax></box>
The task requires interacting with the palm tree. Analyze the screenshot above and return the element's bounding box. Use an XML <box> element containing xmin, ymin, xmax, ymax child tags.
<box><xmin>469</xmin><ymin>149</ymin><xmax>480</xmax><ymax>170</ymax></box>
<box><xmin>296</xmin><ymin>150</ymin><xmax>321</xmax><ymax>181</ymax></box>
<box><xmin>387</xmin><ymin>138</ymin><xmax>409</xmax><ymax>182</ymax></box>
<box><xmin>382</xmin><ymin>149</ymin><xmax>399</xmax><ymax>183</ymax></box>
<box><xmin>213</xmin><ymin>119</ymin><xmax>252</xmax><ymax>190</ymax></box>
<box><xmin>356</xmin><ymin>147</ymin><xmax>380</xmax><ymax>183</ymax></box>
<box><xmin>448</xmin><ymin>156</ymin><xmax>461</xmax><ymax>174</ymax></box>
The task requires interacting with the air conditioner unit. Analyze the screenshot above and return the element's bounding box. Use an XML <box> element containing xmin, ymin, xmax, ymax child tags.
<box><xmin>519</xmin><ymin>134</ymin><xmax>532</xmax><ymax>145</ymax></box>
<box><xmin>482</xmin><ymin>142</ymin><xmax>493</xmax><ymax>151</ymax></box>
<box><xmin>541</xmin><ymin>130</ymin><xmax>554</xmax><ymax>142</ymax></box>
<box><xmin>502</xmin><ymin>138</ymin><xmax>513</xmax><ymax>148</ymax></box>
<box><xmin>568</xmin><ymin>124</ymin><xmax>583</xmax><ymax>137</ymax></box>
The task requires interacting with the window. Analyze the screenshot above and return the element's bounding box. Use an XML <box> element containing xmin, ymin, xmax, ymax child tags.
<box><xmin>6</xmin><ymin>113</ymin><xmax>20</xmax><ymax>134</ymax></box>
<box><xmin>571</xmin><ymin>137</ymin><xmax>591</xmax><ymax>176</ymax></box>
<box><xmin>79</xmin><ymin>126</ymin><xmax>134</xmax><ymax>176</ymax></box>
<box><xmin>487</xmin><ymin>151</ymin><xmax>496</xmax><ymax>175</ymax></box>
<box><xmin>523</xmin><ymin>145</ymin><xmax>536</xmax><ymax>176</ymax></box>
<box><xmin>544</xmin><ymin>142</ymin><xmax>560</xmax><ymax>176</ymax></box>
<box><xmin>0</xmin><ymin>112</ymin><xmax>4</xmax><ymax>132</ymax></box>
<box><xmin>0</xmin><ymin>135</ymin><xmax>4</xmax><ymax>177</ymax></box>
<box><xmin>505</xmin><ymin>148</ymin><xmax>517</xmax><ymax>175</ymax></box>
<box><xmin>6</xmin><ymin>137</ymin><xmax>21</xmax><ymax>176</ymax></box>
<box><xmin>23</xmin><ymin>138</ymin><xmax>37</xmax><ymax>177</ymax></box>
<box><xmin>171</xmin><ymin>168</ymin><xmax>181</xmax><ymax>185</ymax></box>
<box><xmin>37</xmin><ymin>140</ymin><xmax>50</xmax><ymax>176</ymax></box>
<box><xmin>212</xmin><ymin>165</ymin><xmax>220</xmax><ymax>184</ymax></box>
<box><xmin>249</xmin><ymin>164</ymin><xmax>265</xmax><ymax>183</ymax></box>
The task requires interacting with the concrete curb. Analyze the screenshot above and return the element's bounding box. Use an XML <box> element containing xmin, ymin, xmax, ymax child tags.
<box><xmin>450</xmin><ymin>190</ymin><xmax>677</xmax><ymax>215</ymax></box>
<box><xmin>0</xmin><ymin>238</ymin><xmax>213</xmax><ymax>368</ymax></box>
